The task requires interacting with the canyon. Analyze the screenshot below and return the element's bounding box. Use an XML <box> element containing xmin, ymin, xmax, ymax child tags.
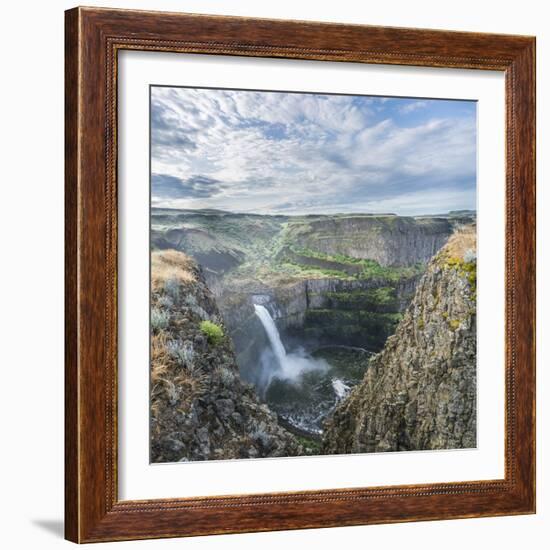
<box><xmin>150</xmin><ymin>208</ymin><xmax>477</xmax><ymax>458</ymax></box>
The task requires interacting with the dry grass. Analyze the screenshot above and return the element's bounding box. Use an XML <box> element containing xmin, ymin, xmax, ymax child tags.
<box><xmin>150</xmin><ymin>400</ymin><xmax>162</xmax><ymax>422</ymax></box>
<box><xmin>151</xmin><ymin>249</ymin><xmax>196</xmax><ymax>290</ymax></box>
<box><xmin>151</xmin><ymin>332</ymin><xmax>171</xmax><ymax>384</ymax></box>
<box><xmin>443</xmin><ymin>225</ymin><xmax>476</xmax><ymax>261</ymax></box>
<box><xmin>150</xmin><ymin>329</ymin><xmax>206</xmax><ymax>418</ymax></box>
<box><xmin>174</xmin><ymin>371</ymin><xmax>207</xmax><ymax>399</ymax></box>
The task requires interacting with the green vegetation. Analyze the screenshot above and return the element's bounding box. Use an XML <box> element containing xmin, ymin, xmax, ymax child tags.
<box><xmin>325</xmin><ymin>286</ymin><xmax>397</xmax><ymax>306</ymax></box>
<box><xmin>364</xmin><ymin>286</ymin><xmax>396</xmax><ymax>304</ymax></box>
<box><xmin>295</xmin><ymin>434</ymin><xmax>322</xmax><ymax>455</ymax></box>
<box><xmin>151</xmin><ymin>209</ymin><xmax>441</xmax><ymax>291</ymax></box>
<box><xmin>200</xmin><ymin>320</ymin><xmax>224</xmax><ymax>345</ymax></box>
<box><xmin>285</xmin><ymin>245</ymin><xmax>424</xmax><ymax>281</ymax></box>
<box><xmin>359</xmin><ymin>258</ymin><xmax>424</xmax><ymax>281</ymax></box>
<box><xmin>279</xmin><ymin>260</ymin><xmax>352</xmax><ymax>279</ymax></box>
<box><xmin>306</xmin><ymin>309</ymin><xmax>403</xmax><ymax>325</ymax></box>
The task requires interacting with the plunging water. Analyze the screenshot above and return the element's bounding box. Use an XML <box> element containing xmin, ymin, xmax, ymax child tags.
<box><xmin>253</xmin><ymin>304</ymin><xmax>328</xmax><ymax>384</ymax></box>
<box><xmin>253</xmin><ymin>304</ymin><xmax>287</xmax><ymax>367</ymax></box>
<box><xmin>253</xmin><ymin>303</ymin><xmax>372</xmax><ymax>436</ymax></box>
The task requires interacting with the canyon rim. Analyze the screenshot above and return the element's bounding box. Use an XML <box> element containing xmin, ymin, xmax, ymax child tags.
<box><xmin>149</xmin><ymin>85</ymin><xmax>478</xmax><ymax>462</ymax></box>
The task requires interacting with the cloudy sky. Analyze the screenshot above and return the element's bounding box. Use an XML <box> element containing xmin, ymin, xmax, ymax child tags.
<box><xmin>151</xmin><ymin>86</ymin><xmax>476</xmax><ymax>216</ymax></box>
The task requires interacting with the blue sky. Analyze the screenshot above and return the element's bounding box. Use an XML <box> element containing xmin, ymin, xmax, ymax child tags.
<box><xmin>151</xmin><ymin>86</ymin><xmax>476</xmax><ymax>216</ymax></box>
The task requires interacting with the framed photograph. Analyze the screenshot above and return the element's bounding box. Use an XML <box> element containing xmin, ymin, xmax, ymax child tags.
<box><xmin>65</xmin><ymin>7</ymin><xmax>536</xmax><ymax>543</ymax></box>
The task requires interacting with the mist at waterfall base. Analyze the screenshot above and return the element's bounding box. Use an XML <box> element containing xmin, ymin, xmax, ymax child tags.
<box><xmin>253</xmin><ymin>304</ymin><xmax>329</xmax><ymax>389</ymax></box>
<box><xmin>253</xmin><ymin>304</ymin><xmax>365</xmax><ymax>437</ymax></box>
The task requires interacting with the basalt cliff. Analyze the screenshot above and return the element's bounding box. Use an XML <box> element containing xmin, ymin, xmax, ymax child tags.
<box><xmin>150</xmin><ymin>250</ymin><xmax>301</xmax><ymax>462</ymax></box>
<box><xmin>322</xmin><ymin>227</ymin><xmax>477</xmax><ymax>453</ymax></box>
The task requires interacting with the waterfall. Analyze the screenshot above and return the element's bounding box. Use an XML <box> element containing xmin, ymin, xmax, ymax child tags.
<box><xmin>254</xmin><ymin>304</ymin><xmax>328</xmax><ymax>385</ymax></box>
<box><xmin>253</xmin><ymin>304</ymin><xmax>287</xmax><ymax>365</ymax></box>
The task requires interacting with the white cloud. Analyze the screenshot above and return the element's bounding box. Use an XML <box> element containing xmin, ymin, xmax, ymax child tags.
<box><xmin>398</xmin><ymin>100</ymin><xmax>429</xmax><ymax>114</ymax></box>
<box><xmin>151</xmin><ymin>87</ymin><xmax>476</xmax><ymax>216</ymax></box>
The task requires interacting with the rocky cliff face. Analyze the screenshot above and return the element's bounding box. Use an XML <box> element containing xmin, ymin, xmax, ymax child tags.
<box><xmin>150</xmin><ymin>250</ymin><xmax>301</xmax><ymax>462</ymax></box>
<box><xmin>322</xmin><ymin>227</ymin><xmax>477</xmax><ymax>453</ymax></box>
<box><xmin>284</xmin><ymin>216</ymin><xmax>453</xmax><ymax>267</ymax></box>
<box><xmin>151</xmin><ymin>209</ymin><xmax>459</xmax><ymax>274</ymax></box>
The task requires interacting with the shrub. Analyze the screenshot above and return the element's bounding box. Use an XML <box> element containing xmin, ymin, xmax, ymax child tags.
<box><xmin>215</xmin><ymin>366</ymin><xmax>235</xmax><ymax>386</ymax></box>
<box><xmin>200</xmin><ymin>320</ymin><xmax>224</xmax><ymax>345</ymax></box>
<box><xmin>167</xmin><ymin>339</ymin><xmax>195</xmax><ymax>367</ymax></box>
<box><xmin>156</xmin><ymin>295</ymin><xmax>174</xmax><ymax>309</ymax></box>
<box><xmin>164</xmin><ymin>277</ymin><xmax>181</xmax><ymax>301</ymax></box>
<box><xmin>151</xmin><ymin>307</ymin><xmax>169</xmax><ymax>332</ymax></box>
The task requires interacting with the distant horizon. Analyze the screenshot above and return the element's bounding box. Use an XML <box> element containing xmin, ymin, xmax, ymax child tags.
<box><xmin>151</xmin><ymin>87</ymin><xmax>476</xmax><ymax>216</ymax></box>
<box><xmin>151</xmin><ymin>205</ymin><xmax>477</xmax><ymax>218</ymax></box>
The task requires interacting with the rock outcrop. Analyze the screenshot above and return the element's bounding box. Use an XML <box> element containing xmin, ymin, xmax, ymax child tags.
<box><xmin>322</xmin><ymin>227</ymin><xmax>477</xmax><ymax>453</ymax></box>
<box><xmin>150</xmin><ymin>250</ymin><xmax>302</xmax><ymax>462</ymax></box>
<box><xmin>284</xmin><ymin>215</ymin><xmax>453</xmax><ymax>267</ymax></box>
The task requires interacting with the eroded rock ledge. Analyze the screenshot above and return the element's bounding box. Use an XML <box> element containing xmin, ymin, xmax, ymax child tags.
<box><xmin>322</xmin><ymin>227</ymin><xmax>477</xmax><ymax>454</ymax></box>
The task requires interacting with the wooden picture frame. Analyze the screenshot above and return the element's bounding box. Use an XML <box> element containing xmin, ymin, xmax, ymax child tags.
<box><xmin>65</xmin><ymin>6</ymin><xmax>536</xmax><ymax>543</ymax></box>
